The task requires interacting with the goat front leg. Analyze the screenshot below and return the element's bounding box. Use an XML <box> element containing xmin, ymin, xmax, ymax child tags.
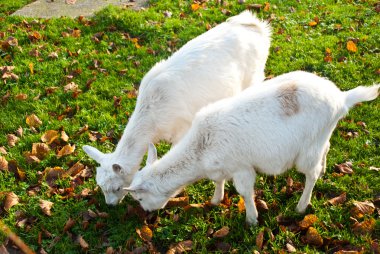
<box><xmin>211</xmin><ymin>179</ymin><xmax>225</xmax><ymax>205</ymax></box>
<box><xmin>233</xmin><ymin>170</ymin><xmax>258</xmax><ymax>226</ymax></box>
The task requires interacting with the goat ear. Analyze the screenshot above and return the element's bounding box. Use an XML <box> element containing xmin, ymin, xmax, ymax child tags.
<box><xmin>147</xmin><ymin>143</ymin><xmax>157</xmax><ymax>165</ymax></box>
<box><xmin>112</xmin><ymin>164</ymin><xmax>123</xmax><ymax>174</ymax></box>
<box><xmin>83</xmin><ymin>145</ymin><xmax>104</xmax><ymax>163</ymax></box>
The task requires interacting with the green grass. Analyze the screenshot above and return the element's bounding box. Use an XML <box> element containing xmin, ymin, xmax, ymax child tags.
<box><xmin>0</xmin><ymin>0</ymin><xmax>379</xmax><ymax>253</ymax></box>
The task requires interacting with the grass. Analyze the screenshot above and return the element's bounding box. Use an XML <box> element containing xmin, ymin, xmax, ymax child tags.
<box><xmin>0</xmin><ymin>0</ymin><xmax>379</xmax><ymax>253</ymax></box>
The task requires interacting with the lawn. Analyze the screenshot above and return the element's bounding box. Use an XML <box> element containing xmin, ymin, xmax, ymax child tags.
<box><xmin>0</xmin><ymin>0</ymin><xmax>379</xmax><ymax>253</ymax></box>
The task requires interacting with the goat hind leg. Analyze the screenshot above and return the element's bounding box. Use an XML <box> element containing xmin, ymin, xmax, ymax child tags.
<box><xmin>296</xmin><ymin>169</ymin><xmax>319</xmax><ymax>213</ymax></box>
<box><xmin>211</xmin><ymin>179</ymin><xmax>225</xmax><ymax>205</ymax></box>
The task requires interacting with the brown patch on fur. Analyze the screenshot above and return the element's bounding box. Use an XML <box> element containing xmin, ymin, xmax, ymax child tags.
<box><xmin>277</xmin><ymin>83</ymin><xmax>299</xmax><ymax>116</ymax></box>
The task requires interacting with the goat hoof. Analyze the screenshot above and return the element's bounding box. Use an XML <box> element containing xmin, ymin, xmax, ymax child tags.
<box><xmin>245</xmin><ymin>218</ymin><xmax>258</xmax><ymax>226</ymax></box>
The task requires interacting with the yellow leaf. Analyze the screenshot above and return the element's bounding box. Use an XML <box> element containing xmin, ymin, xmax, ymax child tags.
<box><xmin>298</xmin><ymin>214</ymin><xmax>318</xmax><ymax>229</ymax></box>
<box><xmin>264</xmin><ymin>2</ymin><xmax>270</xmax><ymax>11</ymax></box>
<box><xmin>136</xmin><ymin>225</ymin><xmax>153</xmax><ymax>242</ymax></box>
<box><xmin>29</xmin><ymin>63</ymin><xmax>34</xmax><ymax>74</ymax></box>
<box><xmin>304</xmin><ymin>227</ymin><xmax>323</xmax><ymax>246</ymax></box>
<box><xmin>347</xmin><ymin>40</ymin><xmax>357</xmax><ymax>52</ymax></box>
<box><xmin>41</xmin><ymin>130</ymin><xmax>59</xmax><ymax>144</ymax></box>
<box><xmin>0</xmin><ymin>156</ymin><xmax>8</xmax><ymax>171</ymax></box>
<box><xmin>130</xmin><ymin>38</ymin><xmax>141</xmax><ymax>49</ymax></box>
<box><xmin>57</xmin><ymin>144</ymin><xmax>75</xmax><ymax>158</ymax></box>
<box><xmin>26</xmin><ymin>114</ymin><xmax>42</xmax><ymax>128</ymax></box>
<box><xmin>309</xmin><ymin>21</ymin><xmax>318</xmax><ymax>27</ymax></box>
<box><xmin>191</xmin><ymin>3</ymin><xmax>200</xmax><ymax>11</ymax></box>
<box><xmin>325</xmin><ymin>48</ymin><xmax>332</xmax><ymax>54</ymax></box>
<box><xmin>237</xmin><ymin>196</ymin><xmax>245</xmax><ymax>212</ymax></box>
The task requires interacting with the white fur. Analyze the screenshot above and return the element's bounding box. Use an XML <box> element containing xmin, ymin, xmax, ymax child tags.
<box><xmin>83</xmin><ymin>11</ymin><xmax>271</xmax><ymax>205</ymax></box>
<box><xmin>125</xmin><ymin>71</ymin><xmax>379</xmax><ymax>225</ymax></box>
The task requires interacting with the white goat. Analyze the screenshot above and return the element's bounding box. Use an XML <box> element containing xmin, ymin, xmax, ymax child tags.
<box><xmin>125</xmin><ymin>71</ymin><xmax>379</xmax><ymax>225</ymax></box>
<box><xmin>83</xmin><ymin>11</ymin><xmax>271</xmax><ymax>205</ymax></box>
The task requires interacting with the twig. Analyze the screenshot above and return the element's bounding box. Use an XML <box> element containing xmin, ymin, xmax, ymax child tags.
<box><xmin>0</xmin><ymin>219</ymin><xmax>35</xmax><ymax>254</ymax></box>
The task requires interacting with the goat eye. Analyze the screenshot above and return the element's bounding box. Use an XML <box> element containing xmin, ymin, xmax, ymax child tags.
<box><xmin>138</xmin><ymin>198</ymin><xmax>142</xmax><ymax>201</ymax></box>
<box><xmin>116</xmin><ymin>187</ymin><xmax>121</xmax><ymax>192</ymax></box>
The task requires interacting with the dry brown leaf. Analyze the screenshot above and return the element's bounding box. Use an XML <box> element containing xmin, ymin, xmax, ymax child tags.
<box><xmin>76</xmin><ymin>235</ymin><xmax>89</xmax><ymax>251</ymax></box>
<box><xmin>41</xmin><ymin>130</ymin><xmax>59</xmax><ymax>144</ymax></box>
<box><xmin>71</xmin><ymin>28</ymin><xmax>81</xmax><ymax>38</ymax></box>
<box><xmin>256</xmin><ymin>199</ymin><xmax>269</xmax><ymax>212</ymax></box>
<box><xmin>0</xmin><ymin>147</ymin><xmax>7</xmax><ymax>155</ymax></box>
<box><xmin>66</xmin><ymin>162</ymin><xmax>85</xmax><ymax>177</ymax></box>
<box><xmin>286</xmin><ymin>243</ymin><xmax>297</xmax><ymax>252</ymax></box>
<box><xmin>4</xmin><ymin>192</ymin><xmax>19</xmax><ymax>210</ymax></box>
<box><xmin>24</xmin><ymin>152</ymin><xmax>41</xmax><ymax>164</ymax></box>
<box><xmin>26</xmin><ymin>114</ymin><xmax>42</xmax><ymax>128</ymax></box>
<box><xmin>167</xmin><ymin>240</ymin><xmax>193</xmax><ymax>254</ymax></box>
<box><xmin>48</xmin><ymin>52</ymin><xmax>58</xmax><ymax>59</ymax></box>
<box><xmin>7</xmin><ymin>134</ymin><xmax>19</xmax><ymax>147</ymax></box>
<box><xmin>335</xmin><ymin>162</ymin><xmax>354</xmax><ymax>175</ymax></box>
<box><xmin>256</xmin><ymin>230</ymin><xmax>264</xmax><ymax>250</ymax></box>
<box><xmin>327</xmin><ymin>192</ymin><xmax>347</xmax><ymax>206</ymax></box>
<box><xmin>351</xmin><ymin>201</ymin><xmax>375</xmax><ymax>218</ymax></box>
<box><xmin>15</xmin><ymin>94</ymin><xmax>27</xmax><ymax>100</ymax></box>
<box><xmin>237</xmin><ymin>196</ymin><xmax>245</xmax><ymax>212</ymax></box>
<box><xmin>213</xmin><ymin>226</ymin><xmax>229</xmax><ymax>238</ymax></box>
<box><xmin>347</xmin><ymin>40</ymin><xmax>358</xmax><ymax>52</ymax></box>
<box><xmin>44</xmin><ymin>167</ymin><xmax>66</xmax><ymax>187</ymax></box>
<box><xmin>183</xmin><ymin>203</ymin><xmax>205</xmax><ymax>211</ymax></box>
<box><xmin>32</xmin><ymin>143</ymin><xmax>50</xmax><ymax>159</ymax></box>
<box><xmin>352</xmin><ymin>218</ymin><xmax>375</xmax><ymax>235</ymax></box>
<box><xmin>0</xmin><ymin>156</ymin><xmax>8</xmax><ymax>171</ymax></box>
<box><xmin>61</xmin><ymin>131</ymin><xmax>69</xmax><ymax>142</ymax></box>
<box><xmin>63</xmin><ymin>218</ymin><xmax>75</xmax><ymax>232</ymax></box>
<box><xmin>39</xmin><ymin>199</ymin><xmax>54</xmax><ymax>216</ymax></box>
<box><xmin>64</xmin><ymin>82</ymin><xmax>79</xmax><ymax>93</ymax></box>
<box><xmin>304</xmin><ymin>227</ymin><xmax>323</xmax><ymax>246</ymax></box>
<box><xmin>15</xmin><ymin>126</ymin><xmax>23</xmax><ymax>137</ymax></box>
<box><xmin>298</xmin><ymin>214</ymin><xmax>318</xmax><ymax>229</ymax></box>
<box><xmin>136</xmin><ymin>225</ymin><xmax>153</xmax><ymax>242</ymax></box>
<box><xmin>57</xmin><ymin>144</ymin><xmax>75</xmax><ymax>158</ymax></box>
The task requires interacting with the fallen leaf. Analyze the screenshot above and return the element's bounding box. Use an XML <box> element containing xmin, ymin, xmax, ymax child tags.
<box><xmin>71</xmin><ymin>28</ymin><xmax>81</xmax><ymax>38</ymax></box>
<box><xmin>167</xmin><ymin>240</ymin><xmax>193</xmax><ymax>254</ymax></box>
<box><xmin>327</xmin><ymin>192</ymin><xmax>347</xmax><ymax>206</ymax></box>
<box><xmin>352</xmin><ymin>218</ymin><xmax>375</xmax><ymax>235</ymax></box>
<box><xmin>191</xmin><ymin>3</ymin><xmax>200</xmax><ymax>11</ymax></box>
<box><xmin>237</xmin><ymin>196</ymin><xmax>245</xmax><ymax>212</ymax></box>
<box><xmin>256</xmin><ymin>199</ymin><xmax>269</xmax><ymax>212</ymax></box>
<box><xmin>64</xmin><ymin>82</ymin><xmax>79</xmax><ymax>93</ymax></box>
<box><xmin>335</xmin><ymin>162</ymin><xmax>354</xmax><ymax>175</ymax></box>
<box><xmin>309</xmin><ymin>21</ymin><xmax>318</xmax><ymax>26</ymax></box>
<box><xmin>136</xmin><ymin>225</ymin><xmax>153</xmax><ymax>242</ymax></box>
<box><xmin>44</xmin><ymin>167</ymin><xmax>66</xmax><ymax>187</ymax></box>
<box><xmin>7</xmin><ymin>134</ymin><xmax>19</xmax><ymax>147</ymax></box>
<box><xmin>61</xmin><ymin>131</ymin><xmax>69</xmax><ymax>142</ymax></box>
<box><xmin>0</xmin><ymin>147</ymin><xmax>7</xmax><ymax>154</ymax></box>
<box><xmin>26</xmin><ymin>114</ymin><xmax>42</xmax><ymax>128</ymax></box>
<box><xmin>0</xmin><ymin>156</ymin><xmax>8</xmax><ymax>170</ymax></box>
<box><xmin>256</xmin><ymin>230</ymin><xmax>264</xmax><ymax>250</ymax></box>
<box><xmin>303</xmin><ymin>227</ymin><xmax>323</xmax><ymax>246</ymax></box>
<box><xmin>32</xmin><ymin>143</ymin><xmax>50</xmax><ymax>159</ymax></box>
<box><xmin>4</xmin><ymin>192</ymin><xmax>19</xmax><ymax>210</ymax></box>
<box><xmin>63</xmin><ymin>218</ymin><xmax>76</xmax><ymax>232</ymax></box>
<box><xmin>15</xmin><ymin>93</ymin><xmax>28</xmax><ymax>100</ymax></box>
<box><xmin>183</xmin><ymin>203</ymin><xmax>205</xmax><ymax>211</ymax></box>
<box><xmin>347</xmin><ymin>40</ymin><xmax>357</xmax><ymax>52</ymax></box>
<box><xmin>299</xmin><ymin>214</ymin><xmax>318</xmax><ymax>229</ymax></box>
<box><xmin>40</xmin><ymin>200</ymin><xmax>53</xmax><ymax>216</ymax></box>
<box><xmin>351</xmin><ymin>201</ymin><xmax>375</xmax><ymax>218</ymax></box>
<box><xmin>41</xmin><ymin>130</ymin><xmax>59</xmax><ymax>144</ymax></box>
<box><xmin>15</xmin><ymin>127</ymin><xmax>23</xmax><ymax>137</ymax></box>
<box><xmin>24</xmin><ymin>152</ymin><xmax>40</xmax><ymax>164</ymax></box>
<box><xmin>57</xmin><ymin>144</ymin><xmax>75</xmax><ymax>158</ymax></box>
<box><xmin>48</xmin><ymin>52</ymin><xmax>58</xmax><ymax>59</ymax></box>
<box><xmin>213</xmin><ymin>226</ymin><xmax>229</xmax><ymax>238</ymax></box>
<box><xmin>76</xmin><ymin>235</ymin><xmax>89</xmax><ymax>251</ymax></box>
<box><xmin>215</xmin><ymin>242</ymin><xmax>231</xmax><ymax>253</ymax></box>
<box><xmin>286</xmin><ymin>243</ymin><xmax>297</xmax><ymax>252</ymax></box>
<box><xmin>264</xmin><ymin>2</ymin><xmax>270</xmax><ymax>11</ymax></box>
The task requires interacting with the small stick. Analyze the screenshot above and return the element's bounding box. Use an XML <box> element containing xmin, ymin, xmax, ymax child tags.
<box><xmin>0</xmin><ymin>219</ymin><xmax>35</xmax><ymax>254</ymax></box>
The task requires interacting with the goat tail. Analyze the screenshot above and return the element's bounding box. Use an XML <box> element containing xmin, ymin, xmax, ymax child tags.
<box><xmin>344</xmin><ymin>84</ymin><xmax>380</xmax><ymax>108</ymax></box>
<box><xmin>227</xmin><ymin>10</ymin><xmax>271</xmax><ymax>38</ymax></box>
